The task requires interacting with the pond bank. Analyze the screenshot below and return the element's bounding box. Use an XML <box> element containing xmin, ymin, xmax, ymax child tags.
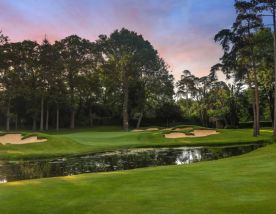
<box><xmin>0</xmin><ymin>143</ymin><xmax>263</xmax><ymax>183</ymax></box>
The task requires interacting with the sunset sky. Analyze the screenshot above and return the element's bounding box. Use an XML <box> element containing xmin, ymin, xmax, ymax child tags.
<box><xmin>0</xmin><ymin>0</ymin><xmax>235</xmax><ymax>80</ymax></box>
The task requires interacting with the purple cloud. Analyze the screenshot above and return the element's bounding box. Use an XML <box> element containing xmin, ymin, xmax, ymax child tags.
<box><xmin>0</xmin><ymin>0</ymin><xmax>235</xmax><ymax>79</ymax></box>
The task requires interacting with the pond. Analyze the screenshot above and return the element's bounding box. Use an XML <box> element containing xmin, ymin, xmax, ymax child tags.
<box><xmin>0</xmin><ymin>144</ymin><xmax>263</xmax><ymax>183</ymax></box>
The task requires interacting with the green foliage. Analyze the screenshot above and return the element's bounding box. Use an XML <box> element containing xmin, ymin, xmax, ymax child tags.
<box><xmin>0</xmin><ymin>29</ymin><xmax>174</xmax><ymax>130</ymax></box>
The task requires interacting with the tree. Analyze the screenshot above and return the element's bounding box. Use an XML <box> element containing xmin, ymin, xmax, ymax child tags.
<box><xmin>98</xmin><ymin>28</ymin><xmax>161</xmax><ymax>131</ymax></box>
<box><xmin>0</xmin><ymin>31</ymin><xmax>10</xmax><ymax>130</ymax></box>
<box><xmin>133</xmin><ymin>58</ymin><xmax>174</xmax><ymax>128</ymax></box>
<box><xmin>39</xmin><ymin>38</ymin><xmax>67</xmax><ymax>131</ymax></box>
<box><xmin>1</xmin><ymin>40</ymin><xmax>41</xmax><ymax>130</ymax></box>
<box><xmin>214</xmin><ymin>0</ymin><xmax>263</xmax><ymax>136</ymax></box>
<box><xmin>235</xmin><ymin>0</ymin><xmax>263</xmax><ymax>135</ymax></box>
<box><xmin>38</xmin><ymin>38</ymin><xmax>52</xmax><ymax>131</ymax></box>
<box><xmin>0</xmin><ymin>29</ymin><xmax>176</xmax><ymax>130</ymax></box>
<box><xmin>0</xmin><ymin>31</ymin><xmax>8</xmax><ymax>45</ymax></box>
<box><xmin>56</xmin><ymin>35</ymin><xmax>93</xmax><ymax>129</ymax></box>
<box><xmin>177</xmin><ymin>70</ymin><xmax>216</xmax><ymax>127</ymax></box>
<box><xmin>78</xmin><ymin>44</ymin><xmax>102</xmax><ymax>128</ymax></box>
<box><xmin>253</xmin><ymin>0</ymin><xmax>276</xmax><ymax>137</ymax></box>
<box><xmin>254</xmin><ymin>28</ymin><xmax>274</xmax><ymax>123</ymax></box>
<box><xmin>177</xmin><ymin>70</ymin><xmax>199</xmax><ymax>99</ymax></box>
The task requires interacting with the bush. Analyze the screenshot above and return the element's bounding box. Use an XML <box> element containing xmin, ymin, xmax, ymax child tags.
<box><xmin>239</xmin><ymin>121</ymin><xmax>272</xmax><ymax>128</ymax></box>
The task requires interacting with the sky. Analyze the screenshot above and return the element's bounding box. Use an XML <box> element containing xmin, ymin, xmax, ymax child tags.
<box><xmin>0</xmin><ymin>0</ymin><xmax>236</xmax><ymax>80</ymax></box>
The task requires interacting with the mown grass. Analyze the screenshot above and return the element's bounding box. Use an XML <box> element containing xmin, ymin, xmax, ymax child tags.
<box><xmin>0</xmin><ymin>136</ymin><xmax>275</xmax><ymax>213</ymax></box>
<box><xmin>0</xmin><ymin>127</ymin><xmax>273</xmax><ymax>160</ymax></box>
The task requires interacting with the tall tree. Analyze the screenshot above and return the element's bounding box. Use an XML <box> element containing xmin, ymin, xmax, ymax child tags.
<box><xmin>38</xmin><ymin>38</ymin><xmax>51</xmax><ymax>131</ymax></box>
<box><xmin>133</xmin><ymin>58</ymin><xmax>174</xmax><ymax>128</ymax></box>
<box><xmin>177</xmin><ymin>70</ymin><xmax>215</xmax><ymax>127</ymax></box>
<box><xmin>235</xmin><ymin>0</ymin><xmax>263</xmax><ymax>135</ymax></box>
<box><xmin>214</xmin><ymin>0</ymin><xmax>263</xmax><ymax>136</ymax></box>
<box><xmin>254</xmin><ymin>0</ymin><xmax>276</xmax><ymax>137</ymax></box>
<box><xmin>0</xmin><ymin>31</ymin><xmax>10</xmax><ymax>130</ymax></box>
<box><xmin>98</xmin><ymin>28</ymin><xmax>160</xmax><ymax>131</ymax></box>
<box><xmin>56</xmin><ymin>35</ymin><xmax>92</xmax><ymax>129</ymax></box>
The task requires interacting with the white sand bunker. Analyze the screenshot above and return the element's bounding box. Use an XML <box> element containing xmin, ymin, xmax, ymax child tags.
<box><xmin>162</xmin><ymin>128</ymin><xmax>173</xmax><ymax>131</ymax></box>
<box><xmin>0</xmin><ymin>134</ymin><xmax>47</xmax><ymax>145</ymax></box>
<box><xmin>132</xmin><ymin>129</ymin><xmax>144</xmax><ymax>132</ymax></box>
<box><xmin>165</xmin><ymin>130</ymin><xmax>219</xmax><ymax>139</ymax></box>
<box><xmin>146</xmin><ymin>128</ymin><xmax>159</xmax><ymax>131</ymax></box>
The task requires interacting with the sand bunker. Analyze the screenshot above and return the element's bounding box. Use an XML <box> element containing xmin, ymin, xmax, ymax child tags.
<box><xmin>165</xmin><ymin>133</ymin><xmax>188</xmax><ymax>139</ymax></box>
<box><xmin>162</xmin><ymin>128</ymin><xmax>173</xmax><ymax>131</ymax></box>
<box><xmin>132</xmin><ymin>129</ymin><xmax>144</xmax><ymax>132</ymax></box>
<box><xmin>146</xmin><ymin>128</ymin><xmax>159</xmax><ymax>131</ymax></box>
<box><xmin>0</xmin><ymin>134</ymin><xmax>47</xmax><ymax>145</ymax></box>
<box><xmin>193</xmin><ymin>130</ymin><xmax>218</xmax><ymax>137</ymax></box>
<box><xmin>165</xmin><ymin>130</ymin><xmax>218</xmax><ymax>139</ymax></box>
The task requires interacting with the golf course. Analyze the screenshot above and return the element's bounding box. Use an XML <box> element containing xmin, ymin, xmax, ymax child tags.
<box><xmin>2</xmin><ymin>0</ymin><xmax>276</xmax><ymax>213</ymax></box>
<box><xmin>0</xmin><ymin>127</ymin><xmax>275</xmax><ymax>214</ymax></box>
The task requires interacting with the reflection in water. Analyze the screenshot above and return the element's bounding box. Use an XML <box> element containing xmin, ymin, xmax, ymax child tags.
<box><xmin>175</xmin><ymin>149</ymin><xmax>202</xmax><ymax>165</ymax></box>
<box><xmin>0</xmin><ymin>178</ymin><xmax>7</xmax><ymax>183</ymax></box>
<box><xmin>0</xmin><ymin>144</ymin><xmax>263</xmax><ymax>183</ymax></box>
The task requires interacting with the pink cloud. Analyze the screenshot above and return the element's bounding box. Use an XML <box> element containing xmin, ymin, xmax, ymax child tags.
<box><xmin>0</xmin><ymin>0</ymin><xmax>232</xmax><ymax>81</ymax></box>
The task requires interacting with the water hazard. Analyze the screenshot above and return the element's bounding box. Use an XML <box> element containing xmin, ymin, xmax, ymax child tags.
<box><xmin>0</xmin><ymin>144</ymin><xmax>263</xmax><ymax>183</ymax></box>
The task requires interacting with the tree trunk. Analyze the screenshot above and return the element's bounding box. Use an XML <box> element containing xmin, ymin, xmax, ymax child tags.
<box><xmin>270</xmin><ymin>97</ymin><xmax>274</xmax><ymax>128</ymax></box>
<box><xmin>40</xmin><ymin>97</ymin><xmax>44</xmax><ymax>131</ymax></box>
<box><xmin>252</xmin><ymin>50</ymin><xmax>260</xmax><ymax>136</ymax></box>
<box><xmin>248</xmin><ymin>77</ymin><xmax>257</xmax><ymax>137</ymax></box>
<box><xmin>249</xmin><ymin>24</ymin><xmax>260</xmax><ymax>136</ymax></box>
<box><xmin>252</xmin><ymin>89</ymin><xmax>258</xmax><ymax>137</ymax></box>
<box><xmin>253</xmin><ymin>71</ymin><xmax>260</xmax><ymax>136</ymax></box>
<box><xmin>15</xmin><ymin>114</ymin><xmax>18</xmax><ymax>130</ymax></box>
<box><xmin>56</xmin><ymin>104</ymin><xmax>59</xmax><ymax>131</ymax></box>
<box><xmin>6</xmin><ymin>98</ymin><xmax>10</xmax><ymax>131</ymax></box>
<box><xmin>32</xmin><ymin>117</ymin><xmax>37</xmax><ymax>131</ymax></box>
<box><xmin>45</xmin><ymin>103</ymin><xmax>49</xmax><ymax>131</ymax></box>
<box><xmin>272</xmin><ymin>8</ymin><xmax>276</xmax><ymax>139</ymax></box>
<box><xmin>122</xmin><ymin>73</ymin><xmax>129</xmax><ymax>131</ymax></box>
<box><xmin>89</xmin><ymin>108</ymin><xmax>93</xmax><ymax>128</ymax></box>
<box><xmin>200</xmin><ymin>109</ymin><xmax>204</xmax><ymax>126</ymax></box>
<box><xmin>136</xmin><ymin>113</ymin><xmax>143</xmax><ymax>129</ymax></box>
<box><xmin>223</xmin><ymin>117</ymin><xmax>228</xmax><ymax>128</ymax></box>
<box><xmin>247</xmin><ymin>20</ymin><xmax>260</xmax><ymax>136</ymax></box>
<box><xmin>70</xmin><ymin>110</ymin><xmax>75</xmax><ymax>129</ymax></box>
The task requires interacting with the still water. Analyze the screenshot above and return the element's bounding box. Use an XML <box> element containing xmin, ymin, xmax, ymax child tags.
<box><xmin>0</xmin><ymin>144</ymin><xmax>263</xmax><ymax>183</ymax></box>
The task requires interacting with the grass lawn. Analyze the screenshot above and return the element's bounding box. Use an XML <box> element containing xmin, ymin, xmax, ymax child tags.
<box><xmin>0</xmin><ymin>132</ymin><xmax>275</xmax><ymax>213</ymax></box>
<box><xmin>0</xmin><ymin>127</ymin><xmax>273</xmax><ymax>160</ymax></box>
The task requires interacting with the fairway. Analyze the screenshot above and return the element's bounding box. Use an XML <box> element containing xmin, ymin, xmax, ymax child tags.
<box><xmin>0</xmin><ymin>138</ymin><xmax>275</xmax><ymax>214</ymax></box>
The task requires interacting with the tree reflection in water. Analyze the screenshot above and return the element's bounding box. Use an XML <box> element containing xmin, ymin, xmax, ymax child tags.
<box><xmin>0</xmin><ymin>144</ymin><xmax>263</xmax><ymax>183</ymax></box>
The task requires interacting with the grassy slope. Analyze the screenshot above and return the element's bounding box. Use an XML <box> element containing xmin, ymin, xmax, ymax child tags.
<box><xmin>0</xmin><ymin>127</ymin><xmax>273</xmax><ymax>160</ymax></box>
<box><xmin>0</xmin><ymin>138</ymin><xmax>276</xmax><ymax>213</ymax></box>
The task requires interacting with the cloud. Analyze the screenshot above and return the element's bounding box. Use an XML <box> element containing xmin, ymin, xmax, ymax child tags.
<box><xmin>0</xmin><ymin>0</ymin><xmax>235</xmax><ymax>80</ymax></box>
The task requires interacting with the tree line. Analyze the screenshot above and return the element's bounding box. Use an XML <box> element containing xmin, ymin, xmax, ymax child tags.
<box><xmin>177</xmin><ymin>0</ymin><xmax>276</xmax><ymax>137</ymax></box>
<box><xmin>1</xmin><ymin>0</ymin><xmax>276</xmax><ymax>136</ymax></box>
<box><xmin>0</xmin><ymin>28</ymin><xmax>175</xmax><ymax>131</ymax></box>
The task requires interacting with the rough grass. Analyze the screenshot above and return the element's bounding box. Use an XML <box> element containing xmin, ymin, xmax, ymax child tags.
<box><xmin>0</xmin><ymin>127</ymin><xmax>273</xmax><ymax>160</ymax></box>
<box><xmin>0</xmin><ymin>137</ymin><xmax>275</xmax><ymax>213</ymax></box>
